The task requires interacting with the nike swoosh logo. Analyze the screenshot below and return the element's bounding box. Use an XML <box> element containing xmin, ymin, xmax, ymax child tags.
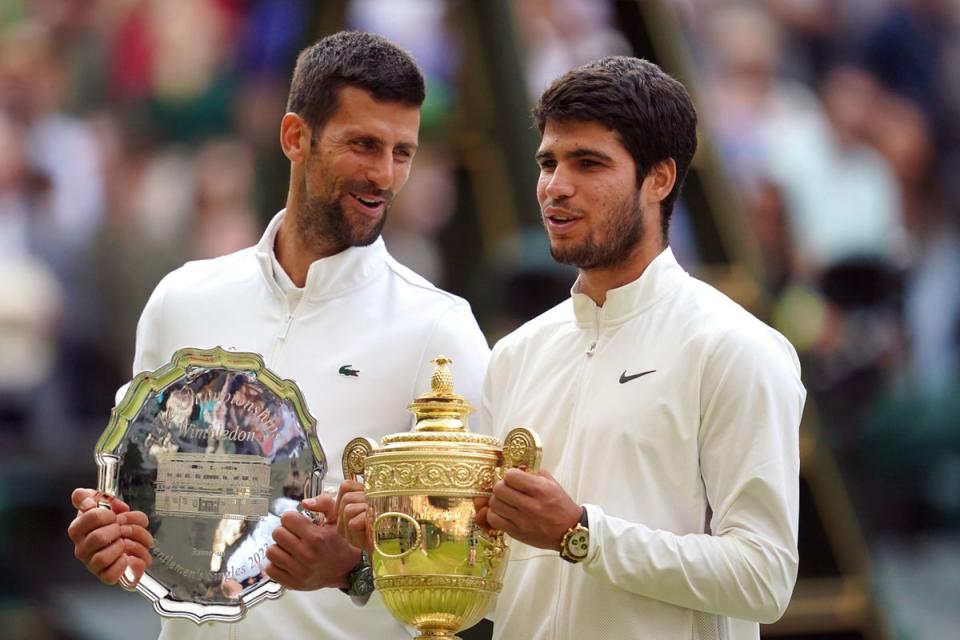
<box><xmin>619</xmin><ymin>369</ymin><xmax>656</xmax><ymax>384</ymax></box>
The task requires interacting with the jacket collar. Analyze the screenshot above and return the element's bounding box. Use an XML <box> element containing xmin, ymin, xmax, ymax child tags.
<box><xmin>254</xmin><ymin>210</ymin><xmax>388</xmax><ymax>302</ymax></box>
<box><xmin>570</xmin><ymin>246</ymin><xmax>687</xmax><ymax>328</ymax></box>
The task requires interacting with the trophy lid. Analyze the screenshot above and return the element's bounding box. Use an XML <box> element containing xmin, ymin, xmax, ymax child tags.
<box><xmin>380</xmin><ymin>356</ymin><xmax>498</xmax><ymax>447</ymax></box>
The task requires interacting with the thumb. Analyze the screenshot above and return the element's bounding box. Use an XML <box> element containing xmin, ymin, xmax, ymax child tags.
<box><xmin>71</xmin><ymin>488</ymin><xmax>98</xmax><ymax>511</ymax></box>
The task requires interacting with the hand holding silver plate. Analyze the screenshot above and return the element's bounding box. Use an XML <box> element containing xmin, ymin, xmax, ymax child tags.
<box><xmin>89</xmin><ymin>346</ymin><xmax>327</xmax><ymax>623</ymax></box>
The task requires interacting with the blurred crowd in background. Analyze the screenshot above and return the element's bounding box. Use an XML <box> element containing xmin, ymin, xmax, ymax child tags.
<box><xmin>0</xmin><ymin>0</ymin><xmax>958</xmax><ymax>638</ymax></box>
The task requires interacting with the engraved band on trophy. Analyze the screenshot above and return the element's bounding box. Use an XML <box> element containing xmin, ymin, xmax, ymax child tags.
<box><xmin>343</xmin><ymin>356</ymin><xmax>542</xmax><ymax>640</ymax></box>
<box><xmin>94</xmin><ymin>346</ymin><xmax>327</xmax><ymax>623</ymax></box>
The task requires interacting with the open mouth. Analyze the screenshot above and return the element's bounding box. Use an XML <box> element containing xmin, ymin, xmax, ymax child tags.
<box><xmin>351</xmin><ymin>193</ymin><xmax>384</xmax><ymax>210</ymax></box>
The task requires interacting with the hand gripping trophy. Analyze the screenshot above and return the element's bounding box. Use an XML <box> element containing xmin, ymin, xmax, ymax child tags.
<box><xmin>342</xmin><ymin>356</ymin><xmax>541</xmax><ymax>639</ymax></box>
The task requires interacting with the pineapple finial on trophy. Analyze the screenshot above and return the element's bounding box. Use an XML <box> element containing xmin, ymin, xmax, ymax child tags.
<box><xmin>430</xmin><ymin>355</ymin><xmax>454</xmax><ymax>394</ymax></box>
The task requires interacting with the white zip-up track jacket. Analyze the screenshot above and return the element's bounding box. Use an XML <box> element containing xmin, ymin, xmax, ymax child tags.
<box><xmin>482</xmin><ymin>248</ymin><xmax>805</xmax><ymax>640</ymax></box>
<box><xmin>130</xmin><ymin>212</ymin><xmax>490</xmax><ymax>640</ymax></box>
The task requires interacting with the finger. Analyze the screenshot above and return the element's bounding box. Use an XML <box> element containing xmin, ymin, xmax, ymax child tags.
<box><xmin>488</xmin><ymin>494</ymin><xmax>525</xmax><ymax>523</ymax></box>
<box><xmin>502</xmin><ymin>468</ymin><xmax>549</xmax><ymax>493</ymax></box>
<box><xmin>300</xmin><ymin>494</ymin><xmax>336</xmax><ymax>520</ymax></box>
<box><xmin>73</xmin><ymin>521</ymin><xmax>122</xmax><ymax>562</ymax></box>
<box><xmin>347</xmin><ymin>512</ymin><xmax>370</xmax><ymax>551</ymax></box>
<box><xmin>264</xmin><ymin>545</ymin><xmax>306</xmax><ymax>589</ymax></box>
<box><xmin>119</xmin><ymin>522</ymin><xmax>153</xmax><ymax>547</ymax></box>
<box><xmin>278</xmin><ymin>509</ymin><xmax>315</xmax><ymax>539</ymax></box>
<box><xmin>124</xmin><ymin>556</ymin><xmax>147</xmax><ymax>586</ymax></box>
<box><xmin>336</xmin><ymin>492</ymin><xmax>366</xmax><ymax>538</ymax></box>
<box><xmin>486</xmin><ymin>509</ymin><xmax>518</xmax><ymax>536</ymax></box>
<box><xmin>475</xmin><ymin>505</ymin><xmax>490</xmax><ymax>531</ymax></box>
<box><xmin>67</xmin><ymin>508</ymin><xmax>118</xmax><ymax>545</ymax></box>
<box><xmin>264</xmin><ymin>562</ymin><xmax>302</xmax><ymax>590</ymax></box>
<box><xmin>87</xmin><ymin>537</ymin><xmax>126</xmax><ymax>575</ymax></box>
<box><xmin>106</xmin><ymin>496</ymin><xmax>132</xmax><ymax>514</ymax></box>
<box><xmin>336</xmin><ymin>479</ymin><xmax>363</xmax><ymax>507</ymax></box>
<box><xmin>271</xmin><ymin>525</ymin><xmax>311</xmax><ymax>561</ymax></box>
<box><xmin>342</xmin><ymin>503</ymin><xmax>366</xmax><ymax>523</ymax></box>
<box><xmin>342</xmin><ymin>504</ymin><xmax>368</xmax><ymax>544</ymax></box>
<box><xmin>117</xmin><ymin>510</ymin><xmax>149</xmax><ymax>529</ymax></box>
<box><xmin>491</xmin><ymin>481</ymin><xmax>533</xmax><ymax>511</ymax></box>
<box><xmin>97</xmin><ymin>555</ymin><xmax>130</xmax><ymax>585</ymax></box>
<box><xmin>122</xmin><ymin>536</ymin><xmax>153</xmax><ymax>565</ymax></box>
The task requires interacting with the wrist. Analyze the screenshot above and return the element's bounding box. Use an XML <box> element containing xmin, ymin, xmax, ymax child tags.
<box><xmin>559</xmin><ymin>507</ymin><xmax>590</xmax><ymax>564</ymax></box>
<box><xmin>556</xmin><ymin>505</ymin><xmax>586</xmax><ymax>551</ymax></box>
<box><xmin>340</xmin><ymin>550</ymin><xmax>374</xmax><ymax>597</ymax></box>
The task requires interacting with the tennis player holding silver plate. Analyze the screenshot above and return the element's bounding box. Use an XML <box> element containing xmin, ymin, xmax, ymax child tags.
<box><xmin>93</xmin><ymin>346</ymin><xmax>327</xmax><ymax>623</ymax></box>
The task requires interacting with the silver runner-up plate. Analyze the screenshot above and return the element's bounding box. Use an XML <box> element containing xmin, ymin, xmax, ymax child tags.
<box><xmin>94</xmin><ymin>347</ymin><xmax>327</xmax><ymax>623</ymax></box>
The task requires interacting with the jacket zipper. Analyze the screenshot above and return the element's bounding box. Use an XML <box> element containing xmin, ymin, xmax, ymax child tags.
<box><xmin>269</xmin><ymin>311</ymin><xmax>295</xmax><ymax>365</ymax></box>
<box><xmin>552</xmin><ymin>305</ymin><xmax>602</xmax><ymax>637</ymax></box>
<box><xmin>586</xmin><ymin>307</ymin><xmax>601</xmax><ymax>357</ymax></box>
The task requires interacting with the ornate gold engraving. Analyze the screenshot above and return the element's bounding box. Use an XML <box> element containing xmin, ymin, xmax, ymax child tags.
<box><xmin>366</xmin><ymin>460</ymin><xmax>497</xmax><ymax>496</ymax></box>
<box><xmin>343</xmin><ymin>357</ymin><xmax>542</xmax><ymax>639</ymax></box>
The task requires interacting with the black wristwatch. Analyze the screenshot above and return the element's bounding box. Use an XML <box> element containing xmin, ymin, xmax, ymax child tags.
<box><xmin>341</xmin><ymin>551</ymin><xmax>374</xmax><ymax>597</ymax></box>
<box><xmin>559</xmin><ymin>507</ymin><xmax>590</xmax><ymax>564</ymax></box>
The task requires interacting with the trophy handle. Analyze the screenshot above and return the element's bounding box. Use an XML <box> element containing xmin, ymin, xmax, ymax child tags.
<box><xmin>342</xmin><ymin>437</ymin><xmax>378</xmax><ymax>481</ymax></box>
<box><xmin>501</xmin><ymin>427</ymin><xmax>542</xmax><ymax>474</ymax></box>
<box><xmin>93</xmin><ymin>452</ymin><xmax>139</xmax><ymax>591</ymax></box>
<box><xmin>372</xmin><ymin>512</ymin><xmax>423</xmax><ymax>560</ymax></box>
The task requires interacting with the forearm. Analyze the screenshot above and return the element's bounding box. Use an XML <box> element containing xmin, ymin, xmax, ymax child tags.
<box><xmin>582</xmin><ymin>505</ymin><xmax>797</xmax><ymax>623</ymax></box>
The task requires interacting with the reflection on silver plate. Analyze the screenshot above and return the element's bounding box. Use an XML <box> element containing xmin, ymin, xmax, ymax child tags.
<box><xmin>95</xmin><ymin>347</ymin><xmax>327</xmax><ymax>623</ymax></box>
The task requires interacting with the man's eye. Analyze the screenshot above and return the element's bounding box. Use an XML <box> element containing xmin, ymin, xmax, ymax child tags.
<box><xmin>538</xmin><ymin>160</ymin><xmax>556</xmax><ymax>171</ymax></box>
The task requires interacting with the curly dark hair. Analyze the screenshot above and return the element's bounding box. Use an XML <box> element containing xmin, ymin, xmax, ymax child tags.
<box><xmin>533</xmin><ymin>57</ymin><xmax>698</xmax><ymax>238</ymax></box>
<box><xmin>286</xmin><ymin>31</ymin><xmax>425</xmax><ymax>133</ymax></box>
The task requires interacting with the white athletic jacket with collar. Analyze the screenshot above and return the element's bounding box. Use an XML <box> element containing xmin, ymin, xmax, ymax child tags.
<box><xmin>481</xmin><ymin>247</ymin><xmax>804</xmax><ymax>640</ymax></box>
<box><xmin>126</xmin><ymin>211</ymin><xmax>490</xmax><ymax>640</ymax></box>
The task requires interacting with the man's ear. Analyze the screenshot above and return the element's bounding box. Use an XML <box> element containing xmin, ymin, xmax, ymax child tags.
<box><xmin>280</xmin><ymin>112</ymin><xmax>311</xmax><ymax>164</ymax></box>
<box><xmin>645</xmin><ymin>158</ymin><xmax>677</xmax><ymax>205</ymax></box>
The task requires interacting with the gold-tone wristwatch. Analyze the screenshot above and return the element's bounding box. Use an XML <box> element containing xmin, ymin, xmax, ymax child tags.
<box><xmin>559</xmin><ymin>507</ymin><xmax>589</xmax><ymax>564</ymax></box>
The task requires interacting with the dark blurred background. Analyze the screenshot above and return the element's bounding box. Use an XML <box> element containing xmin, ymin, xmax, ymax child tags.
<box><xmin>1</xmin><ymin>1</ymin><xmax>958</xmax><ymax>639</ymax></box>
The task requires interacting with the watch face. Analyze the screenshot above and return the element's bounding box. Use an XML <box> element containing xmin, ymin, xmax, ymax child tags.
<box><xmin>566</xmin><ymin>529</ymin><xmax>589</xmax><ymax>559</ymax></box>
<box><xmin>352</xmin><ymin>566</ymin><xmax>375</xmax><ymax>596</ymax></box>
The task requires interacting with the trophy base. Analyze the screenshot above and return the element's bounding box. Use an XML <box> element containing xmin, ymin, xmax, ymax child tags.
<box><xmin>414</xmin><ymin>632</ymin><xmax>462</xmax><ymax>640</ymax></box>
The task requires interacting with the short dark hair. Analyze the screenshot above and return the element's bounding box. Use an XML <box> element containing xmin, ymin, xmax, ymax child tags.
<box><xmin>287</xmin><ymin>31</ymin><xmax>425</xmax><ymax>133</ymax></box>
<box><xmin>533</xmin><ymin>57</ymin><xmax>698</xmax><ymax>238</ymax></box>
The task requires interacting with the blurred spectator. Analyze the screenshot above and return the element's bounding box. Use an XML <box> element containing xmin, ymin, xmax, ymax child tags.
<box><xmin>190</xmin><ymin>138</ymin><xmax>260</xmax><ymax>259</ymax></box>
<box><xmin>0</xmin><ymin>20</ymin><xmax>105</xmax><ymax>257</ymax></box>
<box><xmin>768</xmin><ymin>63</ymin><xmax>907</xmax><ymax>274</ymax></box>
<box><xmin>511</xmin><ymin>0</ymin><xmax>631</xmax><ymax>99</ymax></box>
<box><xmin>348</xmin><ymin>0</ymin><xmax>461</xmax><ymax>131</ymax></box>
<box><xmin>382</xmin><ymin>145</ymin><xmax>458</xmax><ymax>283</ymax></box>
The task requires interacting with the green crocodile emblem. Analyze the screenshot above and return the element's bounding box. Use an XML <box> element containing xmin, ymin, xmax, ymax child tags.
<box><xmin>338</xmin><ymin>365</ymin><xmax>360</xmax><ymax>377</ymax></box>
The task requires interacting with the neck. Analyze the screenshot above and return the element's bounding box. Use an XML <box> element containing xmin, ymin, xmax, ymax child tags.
<box><xmin>274</xmin><ymin>205</ymin><xmax>343</xmax><ymax>288</ymax></box>
<box><xmin>578</xmin><ymin>240</ymin><xmax>665</xmax><ymax>306</ymax></box>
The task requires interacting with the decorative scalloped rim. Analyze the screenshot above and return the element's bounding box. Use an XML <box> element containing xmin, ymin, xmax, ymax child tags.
<box><xmin>95</xmin><ymin>346</ymin><xmax>325</xmax><ymax>623</ymax></box>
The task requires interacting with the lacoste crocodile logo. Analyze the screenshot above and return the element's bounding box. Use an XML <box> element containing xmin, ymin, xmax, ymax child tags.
<box><xmin>338</xmin><ymin>365</ymin><xmax>360</xmax><ymax>377</ymax></box>
<box><xmin>619</xmin><ymin>369</ymin><xmax>655</xmax><ymax>384</ymax></box>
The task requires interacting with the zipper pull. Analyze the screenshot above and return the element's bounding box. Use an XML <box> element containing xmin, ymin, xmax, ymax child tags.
<box><xmin>586</xmin><ymin>342</ymin><xmax>596</xmax><ymax>357</ymax></box>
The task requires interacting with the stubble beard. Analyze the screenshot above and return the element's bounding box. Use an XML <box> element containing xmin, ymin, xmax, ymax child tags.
<box><xmin>547</xmin><ymin>191</ymin><xmax>644</xmax><ymax>270</ymax></box>
<box><xmin>295</xmin><ymin>170</ymin><xmax>390</xmax><ymax>253</ymax></box>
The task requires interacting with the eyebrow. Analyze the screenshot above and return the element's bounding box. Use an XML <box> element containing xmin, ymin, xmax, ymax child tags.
<box><xmin>535</xmin><ymin>147</ymin><xmax>614</xmax><ymax>162</ymax></box>
<box><xmin>345</xmin><ymin>132</ymin><xmax>419</xmax><ymax>153</ymax></box>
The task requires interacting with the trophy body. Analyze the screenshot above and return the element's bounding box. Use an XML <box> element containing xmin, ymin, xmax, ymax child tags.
<box><xmin>343</xmin><ymin>357</ymin><xmax>541</xmax><ymax>640</ymax></box>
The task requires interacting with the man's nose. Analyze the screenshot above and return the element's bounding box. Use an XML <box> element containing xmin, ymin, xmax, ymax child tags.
<box><xmin>544</xmin><ymin>167</ymin><xmax>574</xmax><ymax>200</ymax></box>
<box><xmin>365</xmin><ymin>153</ymin><xmax>394</xmax><ymax>190</ymax></box>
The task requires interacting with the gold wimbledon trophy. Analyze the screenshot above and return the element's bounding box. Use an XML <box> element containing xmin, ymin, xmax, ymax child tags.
<box><xmin>342</xmin><ymin>356</ymin><xmax>541</xmax><ymax>640</ymax></box>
